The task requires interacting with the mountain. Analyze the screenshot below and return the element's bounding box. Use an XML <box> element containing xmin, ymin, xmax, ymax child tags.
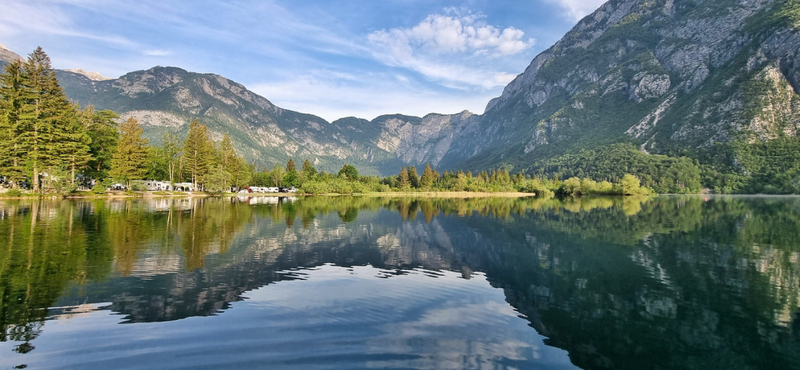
<box><xmin>0</xmin><ymin>42</ymin><xmax>22</xmax><ymax>65</ymax></box>
<box><xmin>2</xmin><ymin>0</ymin><xmax>799</xmax><ymax>184</ymax></box>
<box><xmin>452</xmin><ymin>0</ymin><xmax>800</xmax><ymax>175</ymax></box>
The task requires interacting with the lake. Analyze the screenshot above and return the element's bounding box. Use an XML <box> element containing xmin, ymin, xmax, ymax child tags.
<box><xmin>0</xmin><ymin>195</ymin><xmax>799</xmax><ymax>369</ymax></box>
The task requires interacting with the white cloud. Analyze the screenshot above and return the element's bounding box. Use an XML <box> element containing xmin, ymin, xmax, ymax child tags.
<box><xmin>143</xmin><ymin>49</ymin><xmax>173</xmax><ymax>56</ymax></box>
<box><xmin>543</xmin><ymin>0</ymin><xmax>607</xmax><ymax>22</ymax></box>
<box><xmin>250</xmin><ymin>70</ymin><xmax>497</xmax><ymax>122</ymax></box>
<box><xmin>367</xmin><ymin>10</ymin><xmax>533</xmax><ymax>90</ymax></box>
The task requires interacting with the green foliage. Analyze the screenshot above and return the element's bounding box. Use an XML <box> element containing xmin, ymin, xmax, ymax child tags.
<box><xmin>5</xmin><ymin>189</ymin><xmax>21</xmax><ymax>197</ymax></box>
<box><xmin>338</xmin><ymin>164</ymin><xmax>359</xmax><ymax>180</ymax></box>
<box><xmin>205</xmin><ymin>165</ymin><xmax>232</xmax><ymax>193</ymax></box>
<box><xmin>91</xmin><ymin>184</ymin><xmax>106</xmax><ymax>195</ymax></box>
<box><xmin>529</xmin><ymin>144</ymin><xmax>702</xmax><ymax>194</ymax></box>
<box><xmin>109</xmin><ymin>117</ymin><xmax>149</xmax><ymax>187</ymax></box>
<box><xmin>80</xmin><ymin>107</ymin><xmax>119</xmax><ymax>179</ymax></box>
<box><xmin>182</xmin><ymin>119</ymin><xmax>214</xmax><ymax>188</ymax></box>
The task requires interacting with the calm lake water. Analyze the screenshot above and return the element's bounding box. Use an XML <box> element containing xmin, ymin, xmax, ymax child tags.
<box><xmin>0</xmin><ymin>195</ymin><xmax>799</xmax><ymax>370</ymax></box>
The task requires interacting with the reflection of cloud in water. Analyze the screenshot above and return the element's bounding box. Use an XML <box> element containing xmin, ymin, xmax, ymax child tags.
<box><xmin>243</xmin><ymin>264</ymin><xmax>576</xmax><ymax>370</ymax></box>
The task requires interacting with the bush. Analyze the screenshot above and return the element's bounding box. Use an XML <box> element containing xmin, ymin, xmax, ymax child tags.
<box><xmin>91</xmin><ymin>184</ymin><xmax>106</xmax><ymax>195</ymax></box>
<box><xmin>5</xmin><ymin>189</ymin><xmax>21</xmax><ymax>197</ymax></box>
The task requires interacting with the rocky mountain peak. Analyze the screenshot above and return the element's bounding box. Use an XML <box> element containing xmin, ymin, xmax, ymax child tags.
<box><xmin>63</xmin><ymin>68</ymin><xmax>113</xmax><ymax>81</ymax></box>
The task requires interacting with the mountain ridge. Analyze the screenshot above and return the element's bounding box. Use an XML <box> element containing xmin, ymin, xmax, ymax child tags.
<box><xmin>2</xmin><ymin>0</ymin><xmax>799</xmax><ymax>186</ymax></box>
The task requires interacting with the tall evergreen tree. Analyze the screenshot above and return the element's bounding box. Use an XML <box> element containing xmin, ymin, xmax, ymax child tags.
<box><xmin>16</xmin><ymin>48</ymin><xmax>78</xmax><ymax>192</ymax></box>
<box><xmin>219</xmin><ymin>134</ymin><xmax>237</xmax><ymax>170</ymax></box>
<box><xmin>286</xmin><ymin>158</ymin><xmax>296</xmax><ymax>172</ymax></box>
<box><xmin>408</xmin><ymin>166</ymin><xmax>419</xmax><ymax>188</ymax></box>
<box><xmin>60</xmin><ymin>104</ymin><xmax>92</xmax><ymax>184</ymax></box>
<box><xmin>80</xmin><ymin>107</ymin><xmax>119</xmax><ymax>179</ymax></box>
<box><xmin>420</xmin><ymin>163</ymin><xmax>436</xmax><ymax>188</ymax></box>
<box><xmin>182</xmin><ymin>119</ymin><xmax>213</xmax><ymax>189</ymax></box>
<box><xmin>0</xmin><ymin>59</ymin><xmax>34</xmax><ymax>187</ymax></box>
<box><xmin>398</xmin><ymin>166</ymin><xmax>409</xmax><ymax>188</ymax></box>
<box><xmin>301</xmin><ymin>159</ymin><xmax>317</xmax><ymax>178</ymax></box>
<box><xmin>162</xmin><ymin>132</ymin><xmax>182</xmax><ymax>185</ymax></box>
<box><xmin>110</xmin><ymin>117</ymin><xmax>149</xmax><ymax>188</ymax></box>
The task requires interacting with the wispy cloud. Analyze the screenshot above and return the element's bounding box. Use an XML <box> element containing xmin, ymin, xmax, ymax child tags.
<box><xmin>142</xmin><ymin>49</ymin><xmax>173</xmax><ymax>56</ymax></box>
<box><xmin>250</xmin><ymin>70</ymin><xmax>495</xmax><ymax>122</ymax></box>
<box><xmin>542</xmin><ymin>0</ymin><xmax>607</xmax><ymax>22</ymax></box>
<box><xmin>367</xmin><ymin>9</ymin><xmax>534</xmax><ymax>90</ymax></box>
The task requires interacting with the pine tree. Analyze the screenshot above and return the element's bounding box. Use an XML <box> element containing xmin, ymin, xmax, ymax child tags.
<box><xmin>219</xmin><ymin>134</ymin><xmax>237</xmax><ymax>170</ymax></box>
<box><xmin>0</xmin><ymin>59</ymin><xmax>34</xmax><ymax>187</ymax></box>
<box><xmin>60</xmin><ymin>104</ymin><xmax>92</xmax><ymax>184</ymax></box>
<box><xmin>420</xmin><ymin>163</ymin><xmax>435</xmax><ymax>189</ymax></box>
<box><xmin>301</xmin><ymin>159</ymin><xmax>317</xmax><ymax>178</ymax></box>
<box><xmin>408</xmin><ymin>166</ymin><xmax>419</xmax><ymax>188</ymax></box>
<box><xmin>182</xmin><ymin>119</ymin><xmax>213</xmax><ymax>189</ymax></box>
<box><xmin>110</xmin><ymin>117</ymin><xmax>149</xmax><ymax>188</ymax></box>
<box><xmin>80</xmin><ymin>107</ymin><xmax>119</xmax><ymax>179</ymax></box>
<box><xmin>398</xmin><ymin>166</ymin><xmax>409</xmax><ymax>188</ymax></box>
<box><xmin>162</xmin><ymin>132</ymin><xmax>182</xmax><ymax>185</ymax></box>
<box><xmin>18</xmin><ymin>48</ymin><xmax>79</xmax><ymax>192</ymax></box>
<box><xmin>286</xmin><ymin>158</ymin><xmax>296</xmax><ymax>172</ymax></box>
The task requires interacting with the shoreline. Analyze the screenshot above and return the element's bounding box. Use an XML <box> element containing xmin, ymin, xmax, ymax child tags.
<box><xmin>0</xmin><ymin>190</ymin><xmax>539</xmax><ymax>200</ymax></box>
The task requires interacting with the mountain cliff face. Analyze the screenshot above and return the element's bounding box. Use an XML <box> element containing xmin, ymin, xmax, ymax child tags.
<box><xmin>457</xmin><ymin>0</ymin><xmax>800</xmax><ymax>173</ymax></box>
<box><xmin>56</xmin><ymin>67</ymin><xmax>411</xmax><ymax>174</ymax></box>
<box><xmin>3</xmin><ymin>0</ymin><xmax>799</xmax><ymax>179</ymax></box>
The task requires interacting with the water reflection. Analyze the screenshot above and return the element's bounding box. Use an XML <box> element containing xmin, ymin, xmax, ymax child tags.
<box><xmin>0</xmin><ymin>195</ymin><xmax>799</xmax><ymax>369</ymax></box>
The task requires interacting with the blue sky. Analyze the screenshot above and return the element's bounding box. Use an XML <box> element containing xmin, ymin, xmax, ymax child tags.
<box><xmin>0</xmin><ymin>0</ymin><xmax>606</xmax><ymax>121</ymax></box>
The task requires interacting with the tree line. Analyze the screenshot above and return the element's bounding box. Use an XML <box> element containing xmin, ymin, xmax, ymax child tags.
<box><xmin>0</xmin><ymin>47</ymin><xmax>655</xmax><ymax>197</ymax></box>
<box><xmin>0</xmin><ymin>47</ymin><xmax>255</xmax><ymax>194</ymax></box>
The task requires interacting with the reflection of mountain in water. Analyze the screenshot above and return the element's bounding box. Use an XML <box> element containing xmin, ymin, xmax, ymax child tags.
<box><xmin>2</xmin><ymin>196</ymin><xmax>800</xmax><ymax>369</ymax></box>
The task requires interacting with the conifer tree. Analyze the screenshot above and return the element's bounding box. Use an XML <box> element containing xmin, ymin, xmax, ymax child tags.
<box><xmin>420</xmin><ymin>163</ymin><xmax>436</xmax><ymax>189</ymax></box>
<box><xmin>110</xmin><ymin>117</ymin><xmax>149</xmax><ymax>188</ymax></box>
<box><xmin>301</xmin><ymin>159</ymin><xmax>317</xmax><ymax>178</ymax></box>
<box><xmin>162</xmin><ymin>132</ymin><xmax>182</xmax><ymax>185</ymax></box>
<box><xmin>80</xmin><ymin>107</ymin><xmax>119</xmax><ymax>179</ymax></box>
<box><xmin>60</xmin><ymin>105</ymin><xmax>92</xmax><ymax>184</ymax></box>
<box><xmin>398</xmin><ymin>166</ymin><xmax>409</xmax><ymax>188</ymax></box>
<box><xmin>408</xmin><ymin>166</ymin><xmax>419</xmax><ymax>188</ymax></box>
<box><xmin>286</xmin><ymin>158</ymin><xmax>296</xmax><ymax>172</ymax></box>
<box><xmin>219</xmin><ymin>134</ymin><xmax>237</xmax><ymax>170</ymax></box>
<box><xmin>19</xmin><ymin>48</ymin><xmax>79</xmax><ymax>192</ymax></box>
<box><xmin>182</xmin><ymin>119</ymin><xmax>213</xmax><ymax>189</ymax></box>
<box><xmin>0</xmin><ymin>59</ymin><xmax>34</xmax><ymax>187</ymax></box>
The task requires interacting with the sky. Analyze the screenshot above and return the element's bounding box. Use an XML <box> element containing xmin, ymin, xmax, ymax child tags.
<box><xmin>0</xmin><ymin>0</ymin><xmax>606</xmax><ymax>122</ymax></box>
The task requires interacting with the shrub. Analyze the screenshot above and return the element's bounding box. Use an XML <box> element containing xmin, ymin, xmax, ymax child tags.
<box><xmin>91</xmin><ymin>184</ymin><xmax>107</xmax><ymax>195</ymax></box>
<box><xmin>5</xmin><ymin>189</ymin><xmax>21</xmax><ymax>197</ymax></box>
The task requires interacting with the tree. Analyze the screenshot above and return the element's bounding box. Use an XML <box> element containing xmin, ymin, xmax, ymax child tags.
<box><xmin>398</xmin><ymin>166</ymin><xmax>410</xmax><ymax>188</ymax></box>
<box><xmin>269</xmin><ymin>164</ymin><xmax>285</xmax><ymax>187</ymax></box>
<box><xmin>230</xmin><ymin>157</ymin><xmax>252</xmax><ymax>190</ymax></box>
<box><xmin>339</xmin><ymin>164</ymin><xmax>359</xmax><ymax>180</ymax></box>
<box><xmin>17</xmin><ymin>47</ymin><xmax>80</xmax><ymax>192</ymax></box>
<box><xmin>109</xmin><ymin>117</ymin><xmax>149</xmax><ymax>188</ymax></box>
<box><xmin>301</xmin><ymin>159</ymin><xmax>317</xmax><ymax>179</ymax></box>
<box><xmin>219</xmin><ymin>134</ymin><xmax>237</xmax><ymax>170</ymax></box>
<box><xmin>162</xmin><ymin>132</ymin><xmax>182</xmax><ymax>185</ymax></box>
<box><xmin>0</xmin><ymin>59</ymin><xmax>34</xmax><ymax>187</ymax></box>
<box><xmin>183</xmin><ymin>119</ymin><xmax>213</xmax><ymax>189</ymax></box>
<box><xmin>80</xmin><ymin>107</ymin><xmax>119</xmax><ymax>179</ymax></box>
<box><xmin>408</xmin><ymin>166</ymin><xmax>419</xmax><ymax>188</ymax></box>
<box><xmin>60</xmin><ymin>105</ymin><xmax>92</xmax><ymax>184</ymax></box>
<box><xmin>204</xmin><ymin>165</ymin><xmax>232</xmax><ymax>193</ymax></box>
<box><xmin>420</xmin><ymin>163</ymin><xmax>436</xmax><ymax>189</ymax></box>
<box><xmin>286</xmin><ymin>158</ymin><xmax>296</xmax><ymax>172</ymax></box>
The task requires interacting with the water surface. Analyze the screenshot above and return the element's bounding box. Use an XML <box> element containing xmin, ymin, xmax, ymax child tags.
<box><xmin>0</xmin><ymin>195</ymin><xmax>799</xmax><ymax>369</ymax></box>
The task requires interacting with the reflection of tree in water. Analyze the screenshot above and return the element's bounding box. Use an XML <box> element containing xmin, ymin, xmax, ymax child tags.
<box><xmin>2</xmin><ymin>196</ymin><xmax>800</xmax><ymax>369</ymax></box>
<box><xmin>0</xmin><ymin>202</ymin><xmax>89</xmax><ymax>353</ymax></box>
